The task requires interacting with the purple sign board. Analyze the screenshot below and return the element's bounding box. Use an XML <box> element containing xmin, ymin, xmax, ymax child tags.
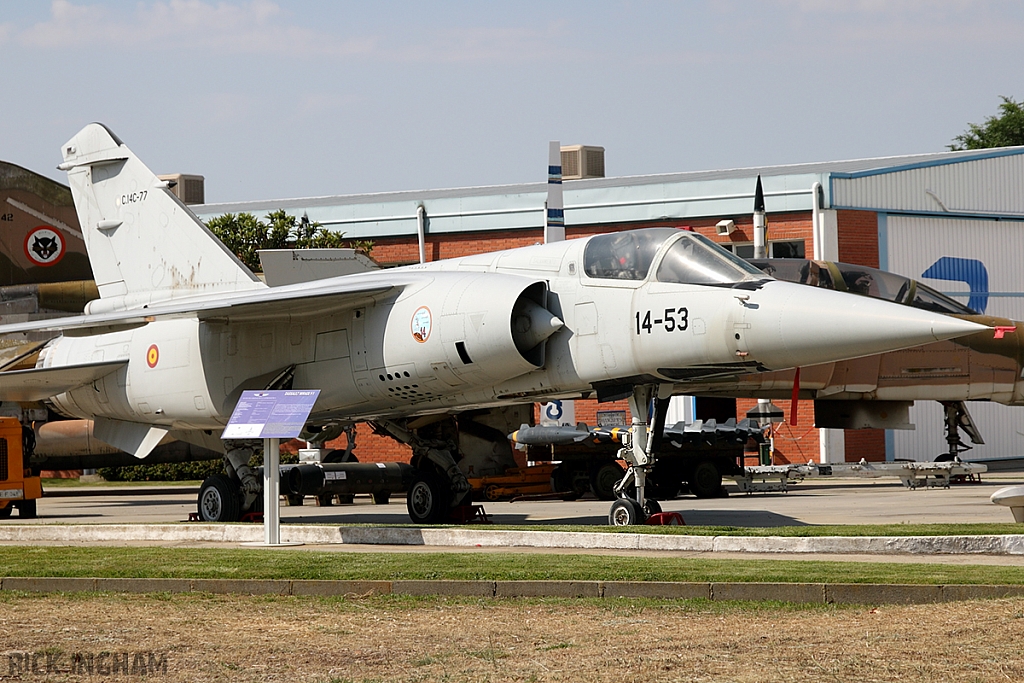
<box><xmin>222</xmin><ymin>390</ymin><xmax>321</xmax><ymax>440</ymax></box>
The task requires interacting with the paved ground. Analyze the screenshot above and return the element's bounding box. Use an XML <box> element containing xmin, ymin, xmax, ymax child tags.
<box><xmin>15</xmin><ymin>472</ymin><xmax>1024</xmax><ymax>527</ymax></box>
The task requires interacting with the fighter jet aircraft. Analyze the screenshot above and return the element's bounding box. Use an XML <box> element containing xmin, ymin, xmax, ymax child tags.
<box><xmin>0</xmin><ymin>124</ymin><xmax>990</xmax><ymax>525</ymax></box>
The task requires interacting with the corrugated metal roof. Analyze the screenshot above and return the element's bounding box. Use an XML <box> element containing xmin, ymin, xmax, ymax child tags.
<box><xmin>833</xmin><ymin>151</ymin><xmax>1024</xmax><ymax>215</ymax></box>
<box><xmin>193</xmin><ymin>146</ymin><xmax>1024</xmax><ymax>239</ymax></box>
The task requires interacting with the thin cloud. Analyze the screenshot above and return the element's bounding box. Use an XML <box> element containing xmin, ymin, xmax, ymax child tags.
<box><xmin>16</xmin><ymin>0</ymin><xmax>375</xmax><ymax>57</ymax></box>
<box><xmin>12</xmin><ymin>1</ymin><xmax>589</xmax><ymax>65</ymax></box>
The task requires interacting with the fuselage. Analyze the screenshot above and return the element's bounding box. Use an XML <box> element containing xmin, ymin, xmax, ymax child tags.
<box><xmin>38</xmin><ymin>228</ymin><xmax>984</xmax><ymax>434</ymax></box>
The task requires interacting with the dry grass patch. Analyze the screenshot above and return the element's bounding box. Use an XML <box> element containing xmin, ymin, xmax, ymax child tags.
<box><xmin>1</xmin><ymin>593</ymin><xmax>1023</xmax><ymax>681</ymax></box>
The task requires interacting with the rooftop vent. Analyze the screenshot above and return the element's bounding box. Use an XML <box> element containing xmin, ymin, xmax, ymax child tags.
<box><xmin>157</xmin><ymin>173</ymin><xmax>205</xmax><ymax>205</ymax></box>
<box><xmin>560</xmin><ymin>145</ymin><xmax>605</xmax><ymax>180</ymax></box>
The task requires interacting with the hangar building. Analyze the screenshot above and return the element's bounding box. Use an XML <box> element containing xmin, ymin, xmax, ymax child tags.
<box><xmin>196</xmin><ymin>146</ymin><xmax>1024</xmax><ymax>466</ymax></box>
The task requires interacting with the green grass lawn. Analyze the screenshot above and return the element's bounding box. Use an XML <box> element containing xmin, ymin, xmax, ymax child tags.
<box><xmin>2</xmin><ymin>546</ymin><xmax>1024</xmax><ymax>585</ymax></box>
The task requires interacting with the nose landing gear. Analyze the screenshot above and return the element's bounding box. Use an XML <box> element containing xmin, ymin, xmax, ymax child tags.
<box><xmin>608</xmin><ymin>384</ymin><xmax>672</xmax><ymax>525</ymax></box>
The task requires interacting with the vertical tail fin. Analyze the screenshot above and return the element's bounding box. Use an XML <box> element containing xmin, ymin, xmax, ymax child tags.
<box><xmin>58</xmin><ymin>123</ymin><xmax>263</xmax><ymax>310</ymax></box>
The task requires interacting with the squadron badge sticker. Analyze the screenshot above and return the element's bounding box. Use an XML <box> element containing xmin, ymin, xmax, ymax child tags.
<box><xmin>411</xmin><ymin>306</ymin><xmax>432</xmax><ymax>343</ymax></box>
<box><xmin>24</xmin><ymin>226</ymin><xmax>65</xmax><ymax>267</ymax></box>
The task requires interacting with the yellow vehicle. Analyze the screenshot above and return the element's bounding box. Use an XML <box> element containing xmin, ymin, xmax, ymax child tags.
<box><xmin>0</xmin><ymin>417</ymin><xmax>40</xmax><ymax>518</ymax></box>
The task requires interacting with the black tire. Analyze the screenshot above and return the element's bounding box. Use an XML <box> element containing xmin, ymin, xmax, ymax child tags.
<box><xmin>608</xmin><ymin>498</ymin><xmax>645</xmax><ymax>526</ymax></box>
<box><xmin>935</xmin><ymin>453</ymin><xmax>955</xmax><ymax>462</ymax></box>
<box><xmin>323</xmin><ymin>450</ymin><xmax>358</xmax><ymax>464</ymax></box>
<box><xmin>688</xmin><ymin>460</ymin><xmax>723</xmax><ymax>499</ymax></box>
<box><xmin>372</xmin><ymin>491</ymin><xmax>391</xmax><ymax>505</ymax></box>
<box><xmin>197</xmin><ymin>474</ymin><xmax>242</xmax><ymax>522</ymax></box>
<box><xmin>17</xmin><ymin>499</ymin><xmax>37</xmax><ymax>519</ymax></box>
<box><xmin>316</xmin><ymin>494</ymin><xmax>334</xmax><ymax>507</ymax></box>
<box><xmin>285</xmin><ymin>494</ymin><xmax>305</xmax><ymax>507</ymax></box>
<box><xmin>0</xmin><ymin>504</ymin><xmax>11</xmax><ymax>518</ymax></box>
<box><xmin>548</xmin><ymin>464</ymin><xmax>581</xmax><ymax>501</ymax></box>
<box><xmin>590</xmin><ymin>461</ymin><xmax>626</xmax><ymax>501</ymax></box>
<box><xmin>335</xmin><ymin>495</ymin><xmax>355</xmax><ymax>505</ymax></box>
<box><xmin>406</xmin><ymin>471</ymin><xmax>448</xmax><ymax>524</ymax></box>
<box><xmin>643</xmin><ymin>498</ymin><xmax>662</xmax><ymax>516</ymax></box>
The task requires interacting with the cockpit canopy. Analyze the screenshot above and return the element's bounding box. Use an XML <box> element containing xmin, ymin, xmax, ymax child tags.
<box><xmin>583</xmin><ymin>228</ymin><xmax>767</xmax><ymax>285</ymax></box>
<box><xmin>750</xmin><ymin>259</ymin><xmax>976</xmax><ymax>315</ymax></box>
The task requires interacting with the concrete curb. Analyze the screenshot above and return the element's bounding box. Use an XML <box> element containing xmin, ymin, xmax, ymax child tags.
<box><xmin>1</xmin><ymin>524</ymin><xmax>1024</xmax><ymax>556</ymax></box>
<box><xmin>3</xmin><ymin>576</ymin><xmax>1024</xmax><ymax>605</ymax></box>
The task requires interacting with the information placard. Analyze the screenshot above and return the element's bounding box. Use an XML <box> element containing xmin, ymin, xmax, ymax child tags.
<box><xmin>222</xmin><ymin>390</ymin><xmax>320</xmax><ymax>439</ymax></box>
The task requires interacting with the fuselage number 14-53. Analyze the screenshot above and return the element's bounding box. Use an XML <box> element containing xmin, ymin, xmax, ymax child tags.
<box><xmin>635</xmin><ymin>307</ymin><xmax>688</xmax><ymax>335</ymax></box>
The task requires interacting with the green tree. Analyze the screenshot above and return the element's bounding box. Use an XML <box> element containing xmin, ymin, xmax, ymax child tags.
<box><xmin>949</xmin><ymin>96</ymin><xmax>1024</xmax><ymax>150</ymax></box>
<box><xmin>205</xmin><ymin>211</ymin><xmax>372</xmax><ymax>272</ymax></box>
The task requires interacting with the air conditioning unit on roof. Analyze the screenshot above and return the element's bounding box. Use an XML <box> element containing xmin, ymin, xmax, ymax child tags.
<box><xmin>560</xmin><ymin>145</ymin><xmax>605</xmax><ymax>180</ymax></box>
<box><xmin>157</xmin><ymin>173</ymin><xmax>205</xmax><ymax>205</ymax></box>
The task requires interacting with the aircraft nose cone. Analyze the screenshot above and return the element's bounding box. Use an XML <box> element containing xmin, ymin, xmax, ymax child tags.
<box><xmin>742</xmin><ymin>281</ymin><xmax>989</xmax><ymax>369</ymax></box>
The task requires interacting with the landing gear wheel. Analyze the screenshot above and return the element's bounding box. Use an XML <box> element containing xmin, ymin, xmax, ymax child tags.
<box><xmin>406</xmin><ymin>471</ymin><xmax>448</xmax><ymax>524</ymax></box>
<box><xmin>372</xmin><ymin>491</ymin><xmax>391</xmax><ymax>505</ymax></box>
<box><xmin>688</xmin><ymin>461</ymin><xmax>723</xmax><ymax>499</ymax></box>
<box><xmin>197</xmin><ymin>474</ymin><xmax>242</xmax><ymax>522</ymax></box>
<box><xmin>643</xmin><ymin>498</ymin><xmax>662</xmax><ymax>516</ymax></box>
<box><xmin>590</xmin><ymin>461</ymin><xmax>626</xmax><ymax>501</ymax></box>
<box><xmin>934</xmin><ymin>453</ymin><xmax>955</xmax><ymax>462</ymax></box>
<box><xmin>484</xmin><ymin>484</ymin><xmax>501</xmax><ymax>501</ymax></box>
<box><xmin>609</xmin><ymin>498</ymin><xmax>646</xmax><ymax>526</ymax></box>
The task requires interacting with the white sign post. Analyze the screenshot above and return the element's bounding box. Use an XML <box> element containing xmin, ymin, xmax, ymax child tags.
<box><xmin>263</xmin><ymin>437</ymin><xmax>281</xmax><ymax>545</ymax></box>
<box><xmin>223</xmin><ymin>389</ymin><xmax>320</xmax><ymax>546</ymax></box>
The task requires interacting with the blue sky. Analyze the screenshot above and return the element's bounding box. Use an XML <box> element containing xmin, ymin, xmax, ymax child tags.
<box><xmin>2</xmin><ymin>1</ymin><xmax>1023</xmax><ymax>203</ymax></box>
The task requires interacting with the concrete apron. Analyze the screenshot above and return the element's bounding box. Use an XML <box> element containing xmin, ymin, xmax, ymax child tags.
<box><xmin>2</xmin><ymin>524</ymin><xmax>1024</xmax><ymax>556</ymax></box>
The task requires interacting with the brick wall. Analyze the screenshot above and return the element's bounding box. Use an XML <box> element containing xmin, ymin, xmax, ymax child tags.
<box><xmin>837</xmin><ymin>209</ymin><xmax>880</xmax><ymax>268</ymax></box>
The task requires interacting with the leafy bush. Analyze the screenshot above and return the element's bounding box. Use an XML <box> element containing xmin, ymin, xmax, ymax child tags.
<box><xmin>206</xmin><ymin>210</ymin><xmax>373</xmax><ymax>272</ymax></box>
<box><xmin>98</xmin><ymin>459</ymin><xmax>223</xmax><ymax>482</ymax></box>
<box><xmin>97</xmin><ymin>450</ymin><xmax>300</xmax><ymax>482</ymax></box>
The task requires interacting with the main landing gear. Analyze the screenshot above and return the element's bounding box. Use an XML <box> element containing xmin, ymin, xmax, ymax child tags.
<box><xmin>934</xmin><ymin>401</ymin><xmax>984</xmax><ymax>463</ymax></box>
<box><xmin>372</xmin><ymin>418</ymin><xmax>474</xmax><ymax>525</ymax></box>
<box><xmin>608</xmin><ymin>384</ymin><xmax>671</xmax><ymax>526</ymax></box>
<box><xmin>197</xmin><ymin>444</ymin><xmax>263</xmax><ymax>522</ymax></box>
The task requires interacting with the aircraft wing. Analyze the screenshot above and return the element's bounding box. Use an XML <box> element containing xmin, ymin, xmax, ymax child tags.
<box><xmin>0</xmin><ymin>360</ymin><xmax>127</xmax><ymax>401</ymax></box>
<box><xmin>0</xmin><ymin>275</ymin><xmax>403</xmax><ymax>337</ymax></box>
